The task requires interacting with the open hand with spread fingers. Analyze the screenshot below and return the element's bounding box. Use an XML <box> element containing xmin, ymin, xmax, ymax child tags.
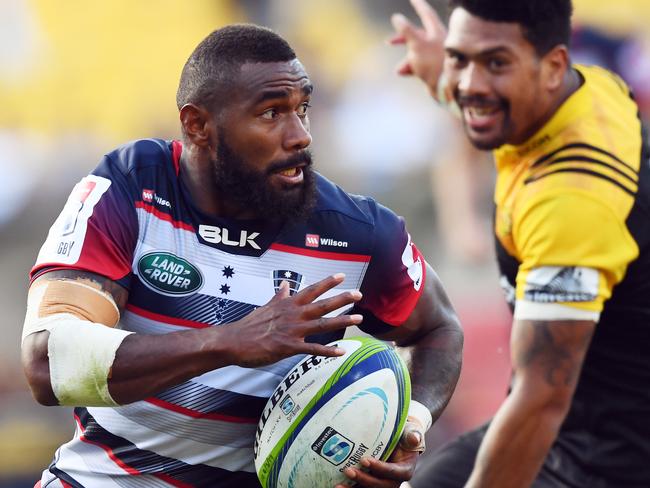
<box><xmin>223</xmin><ymin>273</ymin><xmax>363</xmax><ymax>368</ymax></box>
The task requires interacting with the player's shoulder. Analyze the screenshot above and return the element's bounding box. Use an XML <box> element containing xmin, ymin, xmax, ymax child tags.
<box><xmin>313</xmin><ymin>172</ymin><xmax>402</xmax><ymax>232</ymax></box>
<box><xmin>517</xmin><ymin>66</ymin><xmax>643</xmax><ymax>210</ymax></box>
<box><xmin>577</xmin><ymin>64</ymin><xmax>632</xmax><ymax>99</ymax></box>
<box><xmin>103</xmin><ymin>138</ymin><xmax>172</xmax><ymax>176</ymax></box>
<box><xmin>569</xmin><ymin>64</ymin><xmax>640</xmax><ymax>140</ymax></box>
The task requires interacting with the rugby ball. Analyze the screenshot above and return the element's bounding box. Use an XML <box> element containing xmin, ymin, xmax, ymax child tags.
<box><xmin>254</xmin><ymin>336</ymin><xmax>411</xmax><ymax>488</ymax></box>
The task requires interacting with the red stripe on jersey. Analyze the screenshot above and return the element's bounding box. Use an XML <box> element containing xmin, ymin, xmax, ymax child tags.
<box><xmin>29</xmin><ymin>264</ymin><xmax>124</xmax><ymax>284</ymax></box>
<box><xmin>135</xmin><ymin>201</ymin><xmax>195</xmax><ymax>232</ymax></box>
<box><xmin>73</xmin><ymin>413</ymin><xmax>193</xmax><ymax>488</ymax></box>
<box><xmin>270</xmin><ymin>243</ymin><xmax>371</xmax><ymax>262</ymax></box>
<box><xmin>157</xmin><ymin>473</ymin><xmax>194</xmax><ymax>488</ymax></box>
<box><xmin>126</xmin><ymin>304</ymin><xmax>211</xmax><ymax>329</ymax></box>
<box><xmin>171</xmin><ymin>140</ymin><xmax>182</xmax><ymax>176</ymax></box>
<box><xmin>145</xmin><ymin>397</ymin><xmax>258</xmax><ymax>424</ymax></box>
<box><xmin>73</xmin><ymin>413</ymin><xmax>142</xmax><ymax>476</ymax></box>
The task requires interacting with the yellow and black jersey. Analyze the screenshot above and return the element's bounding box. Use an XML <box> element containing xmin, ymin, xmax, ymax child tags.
<box><xmin>493</xmin><ymin>64</ymin><xmax>650</xmax><ymax>484</ymax></box>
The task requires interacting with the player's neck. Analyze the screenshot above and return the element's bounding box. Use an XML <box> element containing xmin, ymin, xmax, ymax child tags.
<box><xmin>519</xmin><ymin>67</ymin><xmax>582</xmax><ymax>146</ymax></box>
<box><xmin>549</xmin><ymin>67</ymin><xmax>583</xmax><ymax>120</ymax></box>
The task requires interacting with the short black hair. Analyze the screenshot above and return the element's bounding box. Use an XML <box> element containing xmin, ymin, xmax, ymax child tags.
<box><xmin>176</xmin><ymin>24</ymin><xmax>297</xmax><ymax>110</ymax></box>
<box><xmin>448</xmin><ymin>0</ymin><xmax>573</xmax><ymax>56</ymax></box>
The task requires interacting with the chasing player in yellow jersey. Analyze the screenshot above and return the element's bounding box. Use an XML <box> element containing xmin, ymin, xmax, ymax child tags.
<box><xmin>383</xmin><ymin>0</ymin><xmax>650</xmax><ymax>487</ymax></box>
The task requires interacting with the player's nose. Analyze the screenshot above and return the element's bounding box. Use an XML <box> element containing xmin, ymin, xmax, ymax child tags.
<box><xmin>283</xmin><ymin>113</ymin><xmax>312</xmax><ymax>151</ymax></box>
<box><xmin>458</xmin><ymin>62</ymin><xmax>491</xmax><ymax>97</ymax></box>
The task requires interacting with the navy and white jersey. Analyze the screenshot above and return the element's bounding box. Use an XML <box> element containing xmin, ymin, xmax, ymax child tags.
<box><xmin>31</xmin><ymin>139</ymin><xmax>426</xmax><ymax>488</ymax></box>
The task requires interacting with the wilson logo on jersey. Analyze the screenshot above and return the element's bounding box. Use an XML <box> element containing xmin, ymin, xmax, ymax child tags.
<box><xmin>142</xmin><ymin>189</ymin><xmax>171</xmax><ymax>208</ymax></box>
<box><xmin>137</xmin><ymin>251</ymin><xmax>203</xmax><ymax>296</ymax></box>
<box><xmin>305</xmin><ymin>234</ymin><xmax>349</xmax><ymax>248</ymax></box>
<box><xmin>305</xmin><ymin>234</ymin><xmax>320</xmax><ymax>248</ymax></box>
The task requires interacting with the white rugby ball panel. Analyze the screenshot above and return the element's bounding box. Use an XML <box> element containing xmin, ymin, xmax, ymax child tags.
<box><xmin>278</xmin><ymin>370</ymin><xmax>399</xmax><ymax>487</ymax></box>
<box><xmin>254</xmin><ymin>337</ymin><xmax>410</xmax><ymax>488</ymax></box>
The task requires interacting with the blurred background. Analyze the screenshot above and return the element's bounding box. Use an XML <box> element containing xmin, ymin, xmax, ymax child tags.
<box><xmin>1</xmin><ymin>0</ymin><xmax>648</xmax><ymax>485</ymax></box>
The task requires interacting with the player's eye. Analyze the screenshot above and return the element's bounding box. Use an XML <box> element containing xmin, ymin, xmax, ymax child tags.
<box><xmin>297</xmin><ymin>102</ymin><xmax>311</xmax><ymax>118</ymax></box>
<box><xmin>261</xmin><ymin>108</ymin><xmax>279</xmax><ymax>120</ymax></box>
<box><xmin>447</xmin><ymin>52</ymin><xmax>467</xmax><ymax>67</ymax></box>
<box><xmin>488</xmin><ymin>57</ymin><xmax>508</xmax><ymax>71</ymax></box>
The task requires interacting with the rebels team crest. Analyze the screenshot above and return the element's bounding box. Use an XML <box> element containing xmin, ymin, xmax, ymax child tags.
<box><xmin>272</xmin><ymin>270</ymin><xmax>304</xmax><ymax>296</ymax></box>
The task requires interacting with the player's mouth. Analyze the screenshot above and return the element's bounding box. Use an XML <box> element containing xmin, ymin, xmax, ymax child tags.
<box><xmin>268</xmin><ymin>151</ymin><xmax>312</xmax><ymax>186</ymax></box>
<box><xmin>462</xmin><ymin>104</ymin><xmax>503</xmax><ymax>132</ymax></box>
<box><xmin>273</xmin><ymin>165</ymin><xmax>305</xmax><ymax>184</ymax></box>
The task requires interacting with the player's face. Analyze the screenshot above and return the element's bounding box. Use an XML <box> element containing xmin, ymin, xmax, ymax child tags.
<box><xmin>444</xmin><ymin>8</ymin><xmax>554</xmax><ymax>149</ymax></box>
<box><xmin>212</xmin><ymin>60</ymin><xmax>316</xmax><ymax>221</ymax></box>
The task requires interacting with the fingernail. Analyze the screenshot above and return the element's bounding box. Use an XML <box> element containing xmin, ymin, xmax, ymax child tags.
<box><xmin>334</xmin><ymin>347</ymin><xmax>346</xmax><ymax>355</ymax></box>
<box><xmin>344</xmin><ymin>468</ymin><xmax>356</xmax><ymax>479</ymax></box>
<box><xmin>350</xmin><ymin>290</ymin><xmax>362</xmax><ymax>299</ymax></box>
<box><xmin>360</xmin><ymin>457</ymin><xmax>371</xmax><ymax>467</ymax></box>
<box><xmin>413</xmin><ymin>431</ymin><xmax>422</xmax><ymax>444</ymax></box>
<box><xmin>351</xmin><ymin>314</ymin><xmax>363</xmax><ymax>323</ymax></box>
<box><xmin>392</xmin><ymin>13</ymin><xmax>407</xmax><ymax>25</ymax></box>
<box><xmin>333</xmin><ymin>273</ymin><xmax>345</xmax><ymax>280</ymax></box>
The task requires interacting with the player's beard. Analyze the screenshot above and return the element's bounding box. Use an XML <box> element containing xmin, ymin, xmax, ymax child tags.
<box><xmin>211</xmin><ymin>133</ymin><xmax>317</xmax><ymax>222</ymax></box>
<box><xmin>457</xmin><ymin>94</ymin><xmax>511</xmax><ymax>150</ymax></box>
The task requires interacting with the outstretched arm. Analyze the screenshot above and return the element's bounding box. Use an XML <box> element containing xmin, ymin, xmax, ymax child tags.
<box><xmin>466</xmin><ymin>318</ymin><xmax>595</xmax><ymax>488</ymax></box>
<box><xmin>337</xmin><ymin>262</ymin><xmax>463</xmax><ymax>488</ymax></box>
<box><xmin>22</xmin><ymin>269</ymin><xmax>363</xmax><ymax>406</ymax></box>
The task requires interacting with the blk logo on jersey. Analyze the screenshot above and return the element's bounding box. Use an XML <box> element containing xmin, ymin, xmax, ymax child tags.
<box><xmin>199</xmin><ymin>225</ymin><xmax>261</xmax><ymax>250</ymax></box>
<box><xmin>137</xmin><ymin>251</ymin><xmax>204</xmax><ymax>296</ymax></box>
<box><xmin>272</xmin><ymin>270</ymin><xmax>304</xmax><ymax>295</ymax></box>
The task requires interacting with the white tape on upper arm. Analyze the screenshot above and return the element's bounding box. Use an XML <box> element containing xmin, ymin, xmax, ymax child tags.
<box><xmin>46</xmin><ymin>313</ymin><xmax>132</xmax><ymax>406</ymax></box>
<box><xmin>514</xmin><ymin>301</ymin><xmax>600</xmax><ymax>322</ymax></box>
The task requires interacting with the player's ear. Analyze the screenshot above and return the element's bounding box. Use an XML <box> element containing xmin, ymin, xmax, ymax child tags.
<box><xmin>179</xmin><ymin>103</ymin><xmax>215</xmax><ymax>149</ymax></box>
<box><xmin>541</xmin><ymin>44</ymin><xmax>570</xmax><ymax>93</ymax></box>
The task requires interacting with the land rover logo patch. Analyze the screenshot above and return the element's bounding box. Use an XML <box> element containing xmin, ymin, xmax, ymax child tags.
<box><xmin>138</xmin><ymin>251</ymin><xmax>203</xmax><ymax>296</ymax></box>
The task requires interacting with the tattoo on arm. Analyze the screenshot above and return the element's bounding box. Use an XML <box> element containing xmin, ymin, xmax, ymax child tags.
<box><xmin>516</xmin><ymin>320</ymin><xmax>594</xmax><ymax>388</ymax></box>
